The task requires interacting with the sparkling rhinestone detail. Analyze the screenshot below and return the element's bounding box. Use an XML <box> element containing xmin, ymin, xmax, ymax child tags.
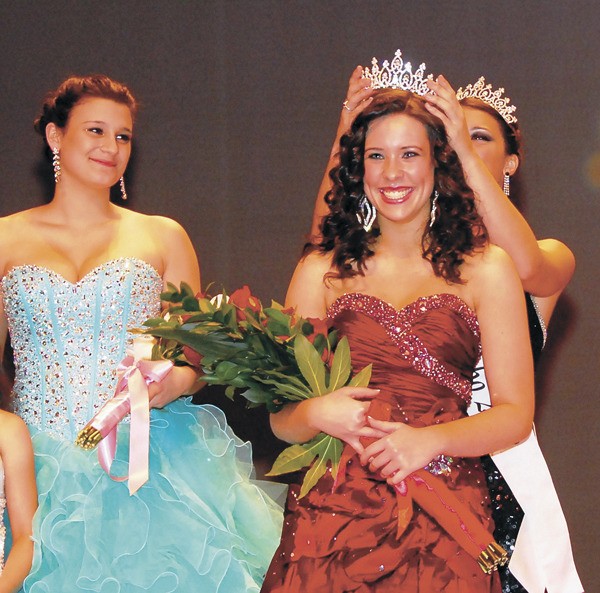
<box><xmin>528</xmin><ymin>295</ymin><xmax>547</xmax><ymax>347</ymax></box>
<box><xmin>1</xmin><ymin>258</ymin><xmax>162</xmax><ymax>441</ymax></box>
<box><xmin>328</xmin><ymin>293</ymin><xmax>480</xmax><ymax>400</ymax></box>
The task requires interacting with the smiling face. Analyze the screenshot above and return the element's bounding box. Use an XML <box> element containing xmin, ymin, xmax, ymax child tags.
<box><xmin>463</xmin><ymin>106</ymin><xmax>518</xmax><ymax>185</ymax></box>
<box><xmin>363</xmin><ymin>112</ymin><xmax>435</xmax><ymax>230</ymax></box>
<box><xmin>48</xmin><ymin>97</ymin><xmax>133</xmax><ymax>190</ymax></box>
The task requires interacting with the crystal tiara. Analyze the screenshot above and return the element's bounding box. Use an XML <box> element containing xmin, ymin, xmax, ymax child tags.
<box><xmin>455</xmin><ymin>76</ymin><xmax>518</xmax><ymax>124</ymax></box>
<box><xmin>362</xmin><ymin>49</ymin><xmax>432</xmax><ymax>96</ymax></box>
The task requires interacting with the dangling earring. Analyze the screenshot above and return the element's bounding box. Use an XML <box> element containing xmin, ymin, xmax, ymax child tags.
<box><xmin>52</xmin><ymin>147</ymin><xmax>61</xmax><ymax>183</ymax></box>
<box><xmin>429</xmin><ymin>190</ymin><xmax>439</xmax><ymax>228</ymax></box>
<box><xmin>120</xmin><ymin>176</ymin><xmax>127</xmax><ymax>201</ymax></box>
<box><xmin>503</xmin><ymin>173</ymin><xmax>510</xmax><ymax>196</ymax></box>
<box><xmin>356</xmin><ymin>194</ymin><xmax>376</xmax><ymax>232</ymax></box>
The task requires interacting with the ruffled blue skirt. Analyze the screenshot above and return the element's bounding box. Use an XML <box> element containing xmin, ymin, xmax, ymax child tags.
<box><xmin>16</xmin><ymin>400</ymin><xmax>283</xmax><ymax>593</ymax></box>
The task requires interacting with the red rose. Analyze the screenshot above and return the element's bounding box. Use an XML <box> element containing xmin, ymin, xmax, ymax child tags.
<box><xmin>305</xmin><ymin>317</ymin><xmax>332</xmax><ymax>363</ymax></box>
<box><xmin>183</xmin><ymin>346</ymin><xmax>203</xmax><ymax>369</ymax></box>
<box><xmin>229</xmin><ymin>285</ymin><xmax>262</xmax><ymax>322</ymax></box>
<box><xmin>305</xmin><ymin>317</ymin><xmax>329</xmax><ymax>344</ymax></box>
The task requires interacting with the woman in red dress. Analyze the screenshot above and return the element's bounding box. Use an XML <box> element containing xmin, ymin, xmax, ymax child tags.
<box><xmin>261</xmin><ymin>88</ymin><xmax>534</xmax><ymax>592</ymax></box>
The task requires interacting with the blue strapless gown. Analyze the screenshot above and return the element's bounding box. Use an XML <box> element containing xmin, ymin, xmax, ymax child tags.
<box><xmin>1</xmin><ymin>259</ymin><xmax>283</xmax><ymax>593</ymax></box>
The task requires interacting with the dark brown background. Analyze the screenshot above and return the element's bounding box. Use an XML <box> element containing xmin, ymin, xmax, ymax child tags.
<box><xmin>1</xmin><ymin>2</ymin><xmax>597</xmax><ymax>590</ymax></box>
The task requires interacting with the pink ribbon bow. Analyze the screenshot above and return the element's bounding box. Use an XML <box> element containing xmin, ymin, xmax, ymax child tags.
<box><xmin>94</xmin><ymin>353</ymin><xmax>173</xmax><ymax>494</ymax></box>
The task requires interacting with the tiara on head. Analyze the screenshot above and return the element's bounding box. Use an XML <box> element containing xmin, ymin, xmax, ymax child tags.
<box><xmin>362</xmin><ymin>49</ymin><xmax>432</xmax><ymax>96</ymax></box>
<box><xmin>455</xmin><ymin>76</ymin><xmax>517</xmax><ymax>124</ymax></box>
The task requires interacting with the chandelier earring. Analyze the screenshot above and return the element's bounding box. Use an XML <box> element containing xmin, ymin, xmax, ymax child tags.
<box><xmin>429</xmin><ymin>191</ymin><xmax>439</xmax><ymax>228</ymax></box>
<box><xmin>356</xmin><ymin>194</ymin><xmax>376</xmax><ymax>232</ymax></box>
<box><xmin>503</xmin><ymin>173</ymin><xmax>510</xmax><ymax>197</ymax></box>
<box><xmin>120</xmin><ymin>176</ymin><xmax>128</xmax><ymax>201</ymax></box>
<box><xmin>52</xmin><ymin>147</ymin><xmax>61</xmax><ymax>183</ymax></box>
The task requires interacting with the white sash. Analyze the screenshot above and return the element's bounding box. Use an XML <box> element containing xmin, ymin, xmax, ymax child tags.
<box><xmin>469</xmin><ymin>361</ymin><xmax>583</xmax><ymax>593</ymax></box>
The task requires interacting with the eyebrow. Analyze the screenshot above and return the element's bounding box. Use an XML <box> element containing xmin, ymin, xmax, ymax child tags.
<box><xmin>365</xmin><ymin>145</ymin><xmax>423</xmax><ymax>151</ymax></box>
<box><xmin>82</xmin><ymin>120</ymin><xmax>133</xmax><ymax>133</ymax></box>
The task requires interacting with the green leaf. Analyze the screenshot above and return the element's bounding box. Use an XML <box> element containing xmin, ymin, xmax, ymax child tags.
<box><xmin>267</xmin><ymin>444</ymin><xmax>322</xmax><ymax>476</ymax></box>
<box><xmin>327</xmin><ymin>336</ymin><xmax>351</xmax><ymax>392</ymax></box>
<box><xmin>255</xmin><ymin>370</ymin><xmax>309</xmax><ymax>391</ymax></box>
<box><xmin>298</xmin><ymin>434</ymin><xmax>342</xmax><ymax>498</ymax></box>
<box><xmin>160</xmin><ymin>281</ymin><xmax>196</xmax><ymax>304</ymax></box>
<box><xmin>348</xmin><ymin>363</ymin><xmax>373</xmax><ymax>387</ymax></box>
<box><xmin>266</xmin><ymin>433</ymin><xmax>343</xmax><ymax>500</ymax></box>
<box><xmin>181</xmin><ymin>295</ymin><xmax>200</xmax><ymax>311</ymax></box>
<box><xmin>214</xmin><ymin>361</ymin><xmax>244</xmax><ymax>381</ymax></box>
<box><xmin>255</xmin><ymin>377</ymin><xmax>312</xmax><ymax>401</ymax></box>
<box><xmin>145</xmin><ymin>328</ymin><xmax>245</xmax><ymax>359</ymax></box>
<box><xmin>311</xmin><ymin>333</ymin><xmax>328</xmax><ymax>356</ymax></box>
<box><xmin>294</xmin><ymin>334</ymin><xmax>326</xmax><ymax>396</ymax></box>
<box><xmin>239</xmin><ymin>385</ymin><xmax>273</xmax><ymax>405</ymax></box>
<box><xmin>264</xmin><ymin>308</ymin><xmax>292</xmax><ymax>337</ymax></box>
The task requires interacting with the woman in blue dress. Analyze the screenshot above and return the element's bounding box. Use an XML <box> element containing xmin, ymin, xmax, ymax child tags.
<box><xmin>0</xmin><ymin>74</ymin><xmax>282</xmax><ymax>593</ymax></box>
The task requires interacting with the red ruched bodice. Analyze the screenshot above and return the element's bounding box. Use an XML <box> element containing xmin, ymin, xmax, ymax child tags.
<box><xmin>262</xmin><ymin>294</ymin><xmax>501</xmax><ymax>593</ymax></box>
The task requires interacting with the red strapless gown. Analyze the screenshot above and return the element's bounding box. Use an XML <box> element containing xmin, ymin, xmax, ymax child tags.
<box><xmin>262</xmin><ymin>293</ymin><xmax>501</xmax><ymax>593</ymax></box>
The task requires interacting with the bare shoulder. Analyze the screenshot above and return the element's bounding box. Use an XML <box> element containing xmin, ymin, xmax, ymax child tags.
<box><xmin>147</xmin><ymin>214</ymin><xmax>188</xmax><ymax>235</ymax></box>
<box><xmin>0</xmin><ymin>209</ymin><xmax>40</xmax><ymax>267</ymax></box>
<box><xmin>462</xmin><ymin>244</ymin><xmax>522</xmax><ymax>310</ymax></box>
<box><xmin>292</xmin><ymin>250</ymin><xmax>334</xmax><ymax>285</ymax></box>
<box><xmin>131</xmin><ymin>212</ymin><xmax>190</xmax><ymax>243</ymax></box>
<box><xmin>120</xmin><ymin>209</ymin><xmax>186</xmax><ymax>234</ymax></box>
<box><xmin>0</xmin><ymin>208</ymin><xmax>39</xmax><ymax>241</ymax></box>
<box><xmin>464</xmin><ymin>244</ymin><xmax>517</xmax><ymax>283</ymax></box>
<box><xmin>286</xmin><ymin>250</ymin><xmax>334</xmax><ymax>316</ymax></box>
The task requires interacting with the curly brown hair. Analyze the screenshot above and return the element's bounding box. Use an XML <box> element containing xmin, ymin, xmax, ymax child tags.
<box><xmin>318</xmin><ymin>89</ymin><xmax>487</xmax><ymax>283</ymax></box>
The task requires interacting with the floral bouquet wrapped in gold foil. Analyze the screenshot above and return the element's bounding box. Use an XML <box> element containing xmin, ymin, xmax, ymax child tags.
<box><xmin>139</xmin><ymin>283</ymin><xmax>372</xmax><ymax>497</ymax></box>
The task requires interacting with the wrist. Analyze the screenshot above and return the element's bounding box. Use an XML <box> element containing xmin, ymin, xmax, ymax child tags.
<box><xmin>180</xmin><ymin>366</ymin><xmax>204</xmax><ymax>395</ymax></box>
<box><xmin>304</xmin><ymin>398</ymin><xmax>325</xmax><ymax>433</ymax></box>
<box><xmin>425</xmin><ymin>424</ymin><xmax>448</xmax><ymax>458</ymax></box>
<box><xmin>453</xmin><ymin>143</ymin><xmax>479</xmax><ymax>166</ymax></box>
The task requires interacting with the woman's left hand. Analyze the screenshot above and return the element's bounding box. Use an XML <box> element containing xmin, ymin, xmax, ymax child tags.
<box><xmin>148</xmin><ymin>365</ymin><xmax>202</xmax><ymax>408</ymax></box>
<box><xmin>359</xmin><ymin>417</ymin><xmax>442</xmax><ymax>485</ymax></box>
<box><xmin>423</xmin><ymin>75</ymin><xmax>473</xmax><ymax>158</ymax></box>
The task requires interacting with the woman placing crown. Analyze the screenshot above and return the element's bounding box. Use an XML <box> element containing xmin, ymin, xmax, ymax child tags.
<box><xmin>309</xmin><ymin>51</ymin><xmax>583</xmax><ymax>593</ymax></box>
<box><xmin>262</xmin><ymin>71</ymin><xmax>535</xmax><ymax>591</ymax></box>
<box><xmin>423</xmin><ymin>75</ymin><xmax>583</xmax><ymax>593</ymax></box>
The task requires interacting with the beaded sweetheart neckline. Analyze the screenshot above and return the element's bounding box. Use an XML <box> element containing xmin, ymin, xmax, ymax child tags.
<box><xmin>327</xmin><ymin>292</ymin><xmax>477</xmax><ymax>319</ymax></box>
<box><xmin>327</xmin><ymin>292</ymin><xmax>479</xmax><ymax>399</ymax></box>
<box><xmin>1</xmin><ymin>257</ymin><xmax>161</xmax><ymax>287</ymax></box>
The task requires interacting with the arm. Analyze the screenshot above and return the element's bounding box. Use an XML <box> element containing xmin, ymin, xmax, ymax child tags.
<box><xmin>362</xmin><ymin>246</ymin><xmax>535</xmax><ymax>483</ymax></box>
<box><xmin>155</xmin><ymin>216</ymin><xmax>201</xmax><ymax>295</ymax></box>
<box><xmin>424</xmin><ymin>76</ymin><xmax>575</xmax><ymax>303</ymax></box>
<box><xmin>310</xmin><ymin>67</ymin><xmax>374</xmax><ymax>241</ymax></box>
<box><xmin>149</xmin><ymin>217</ymin><xmax>203</xmax><ymax>407</ymax></box>
<box><xmin>270</xmin><ymin>253</ymin><xmax>379</xmax><ymax>453</ymax></box>
<box><xmin>0</xmin><ymin>414</ymin><xmax>37</xmax><ymax>593</ymax></box>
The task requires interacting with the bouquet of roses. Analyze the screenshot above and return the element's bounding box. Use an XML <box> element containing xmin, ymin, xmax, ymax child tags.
<box><xmin>139</xmin><ymin>282</ymin><xmax>372</xmax><ymax>498</ymax></box>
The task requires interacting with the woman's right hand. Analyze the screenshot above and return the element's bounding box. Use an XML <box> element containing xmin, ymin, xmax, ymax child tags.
<box><xmin>338</xmin><ymin>66</ymin><xmax>375</xmax><ymax>130</ymax></box>
<box><xmin>307</xmin><ymin>386</ymin><xmax>380</xmax><ymax>455</ymax></box>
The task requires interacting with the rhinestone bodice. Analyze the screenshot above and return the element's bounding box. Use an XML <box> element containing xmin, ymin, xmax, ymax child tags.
<box><xmin>328</xmin><ymin>292</ymin><xmax>480</xmax><ymax>413</ymax></box>
<box><xmin>1</xmin><ymin>259</ymin><xmax>162</xmax><ymax>441</ymax></box>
